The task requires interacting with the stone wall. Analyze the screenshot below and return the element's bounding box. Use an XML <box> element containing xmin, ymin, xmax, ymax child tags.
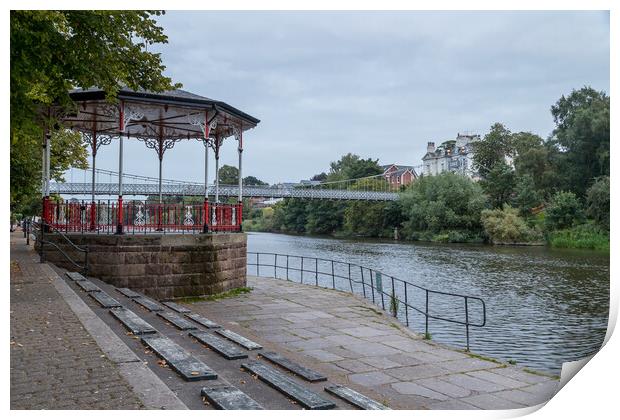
<box><xmin>36</xmin><ymin>233</ymin><xmax>247</xmax><ymax>299</ymax></box>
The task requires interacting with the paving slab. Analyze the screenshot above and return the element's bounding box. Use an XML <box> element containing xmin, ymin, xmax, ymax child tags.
<box><xmin>216</xmin><ymin>329</ymin><xmax>262</xmax><ymax>350</ymax></box>
<box><xmin>88</xmin><ymin>290</ymin><xmax>122</xmax><ymax>308</ymax></box>
<box><xmin>325</xmin><ymin>385</ymin><xmax>390</xmax><ymax>410</ymax></box>
<box><xmin>110</xmin><ymin>308</ymin><xmax>158</xmax><ymax>335</ymax></box>
<box><xmin>161</xmin><ymin>300</ymin><xmax>191</xmax><ymax>313</ymax></box>
<box><xmin>116</xmin><ymin>287</ymin><xmax>142</xmax><ymax>298</ymax></box>
<box><xmin>186</xmin><ymin>313</ymin><xmax>220</xmax><ymax>329</ymax></box>
<box><xmin>132</xmin><ymin>296</ymin><xmax>164</xmax><ymax>312</ymax></box>
<box><xmin>66</xmin><ymin>271</ymin><xmax>86</xmax><ymax>281</ymax></box>
<box><xmin>75</xmin><ymin>280</ymin><xmax>102</xmax><ymax>293</ymax></box>
<box><xmin>141</xmin><ymin>335</ymin><xmax>217</xmax><ymax>381</ymax></box>
<box><xmin>190</xmin><ymin>330</ymin><xmax>247</xmax><ymax>360</ymax></box>
<box><xmin>258</xmin><ymin>351</ymin><xmax>327</xmax><ymax>382</ymax></box>
<box><xmin>390</xmin><ymin>381</ymin><xmax>450</xmax><ymax>400</ymax></box>
<box><xmin>349</xmin><ymin>371</ymin><xmax>397</xmax><ymax>387</ymax></box>
<box><xmin>201</xmin><ymin>385</ymin><xmax>264</xmax><ymax>410</ymax></box>
<box><xmin>241</xmin><ymin>361</ymin><xmax>336</xmax><ymax>410</ymax></box>
<box><xmin>157</xmin><ymin>311</ymin><xmax>198</xmax><ymax>331</ymax></box>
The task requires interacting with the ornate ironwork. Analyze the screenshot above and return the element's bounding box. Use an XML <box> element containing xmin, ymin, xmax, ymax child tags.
<box><xmin>81</xmin><ymin>132</ymin><xmax>115</xmax><ymax>155</ymax></box>
<box><xmin>183</xmin><ymin>206</ymin><xmax>194</xmax><ymax>226</ymax></box>
<box><xmin>134</xmin><ymin>205</ymin><xmax>146</xmax><ymax>226</ymax></box>
<box><xmin>135</xmin><ymin>136</ymin><xmax>181</xmax><ymax>160</ymax></box>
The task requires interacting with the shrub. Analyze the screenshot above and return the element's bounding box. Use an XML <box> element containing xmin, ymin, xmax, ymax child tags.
<box><xmin>481</xmin><ymin>205</ymin><xmax>542</xmax><ymax>244</ymax></box>
<box><xmin>548</xmin><ymin>223</ymin><xmax>609</xmax><ymax>251</ymax></box>
<box><xmin>586</xmin><ymin>176</ymin><xmax>609</xmax><ymax>231</ymax></box>
<box><xmin>545</xmin><ymin>191</ymin><xmax>584</xmax><ymax>231</ymax></box>
<box><xmin>400</xmin><ymin>172</ymin><xmax>487</xmax><ymax>240</ymax></box>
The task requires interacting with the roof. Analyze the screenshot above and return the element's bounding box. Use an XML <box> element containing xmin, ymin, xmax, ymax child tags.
<box><xmin>69</xmin><ymin>86</ymin><xmax>260</xmax><ymax>125</ymax></box>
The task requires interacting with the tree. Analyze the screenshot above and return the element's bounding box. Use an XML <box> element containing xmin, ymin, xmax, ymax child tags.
<box><xmin>243</xmin><ymin>175</ymin><xmax>268</xmax><ymax>186</ymax></box>
<box><xmin>480</xmin><ymin>162</ymin><xmax>516</xmax><ymax>208</ymax></box>
<box><xmin>550</xmin><ymin>87</ymin><xmax>610</xmax><ymax>196</ymax></box>
<box><xmin>545</xmin><ymin>191</ymin><xmax>584</xmax><ymax>231</ymax></box>
<box><xmin>311</xmin><ymin>172</ymin><xmax>328</xmax><ymax>182</ymax></box>
<box><xmin>512</xmin><ymin>174</ymin><xmax>542</xmax><ymax>216</ymax></box>
<box><xmin>217</xmin><ymin>165</ymin><xmax>239</xmax><ymax>184</ymax></box>
<box><xmin>481</xmin><ymin>205</ymin><xmax>541</xmax><ymax>244</ymax></box>
<box><xmin>400</xmin><ymin>172</ymin><xmax>488</xmax><ymax>240</ymax></box>
<box><xmin>586</xmin><ymin>176</ymin><xmax>609</xmax><ymax>231</ymax></box>
<box><xmin>472</xmin><ymin>123</ymin><xmax>513</xmax><ymax>178</ymax></box>
<box><xmin>328</xmin><ymin>153</ymin><xmax>383</xmax><ymax>181</ymax></box>
<box><xmin>11</xmin><ymin>11</ymin><xmax>178</xmax><ymax>211</ymax></box>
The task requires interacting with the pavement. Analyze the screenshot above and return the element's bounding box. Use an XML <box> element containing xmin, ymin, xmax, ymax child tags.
<box><xmin>10</xmin><ymin>230</ymin><xmax>560</xmax><ymax>410</ymax></box>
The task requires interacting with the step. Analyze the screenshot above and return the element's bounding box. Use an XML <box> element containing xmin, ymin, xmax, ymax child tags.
<box><xmin>201</xmin><ymin>385</ymin><xmax>264</xmax><ymax>410</ymax></box>
<box><xmin>76</xmin><ymin>280</ymin><xmax>102</xmax><ymax>293</ymax></box>
<box><xmin>89</xmin><ymin>291</ymin><xmax>122</xmax><ymax>308</ymax></box>
<box><xmin>141</xmin><ymin>335</ymin><xmax>218</xmax><ymax>381</ymax></box>
<box><xmin>132</xmin><ymin>296</ymin><xmax>164</xmax><ymax>312</ymax></box>
<box><xmin>216</xmin><ymin>329</ymin><xmax>262</xmax><ymax>350</ymax></box>
<box><xmin>258</xmin><ymin>351</ymin><xmax>326</xmax><ymax>382</ymax></box>
<box><xmin>189</xmin><ymin>331</ymin><xmax>247</xmax><ymax>360</ymax></box>
<box><xmin>241</xmin><ymin>362</ymin><xmax>335</xmax><ymax>410</ymax></box>
<box><xmin>161</xmin><ymin>300</ymin><xmax>191</xmax><ymax>313</ymax></box>
<box><xmin>324</xmin><ymin>385</ymin><xmax>390</xmax><ymax>410</ymax></box>
<box><xmin>186</xmin><ymin>313</ymin><xmax>220</xmax><ymax>329</ymax></box>
<box><xmin>116</xmin><ymin>287</ymin><xmax>142</xmax><ymax>298</ymax></box>
<box><xmin>110</xmin><ymin>308</ymin><xmax>157</xmax><ymax>335</ymax></box>
<box><xmin>157</xmin><ymin>311</ymin><xmax>197</xmax><ymax>331</ymax></box>
<box><xmin>66</xmin><ymin>272</ymin><xmax>87</xmax><ymax>281</ymax></box>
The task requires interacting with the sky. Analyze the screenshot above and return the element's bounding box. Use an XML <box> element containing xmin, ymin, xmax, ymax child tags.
<box><xmin>89</xmin><ymin>10</ymin><xmax>610</xmax><ymax>185</ymax></box>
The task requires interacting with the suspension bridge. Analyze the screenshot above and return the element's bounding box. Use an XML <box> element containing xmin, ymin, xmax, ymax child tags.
<box><xmin>50</xmin><ymin>168</ymin><xmax>402</xmax><ymax>201</ymax></box>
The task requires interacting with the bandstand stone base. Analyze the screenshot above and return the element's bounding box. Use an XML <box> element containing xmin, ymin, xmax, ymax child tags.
<box><xmin>36</xmin><ymin>233</ymin><xmax>247</xmax><ymax>300</ymax></box>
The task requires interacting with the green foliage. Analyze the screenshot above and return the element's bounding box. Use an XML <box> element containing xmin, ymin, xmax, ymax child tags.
<box><xmin>389</xmin><ymin>290</ymin><xmax>399</xmax><ymax>318</ymax></box>
<box><xmin>545</xmin><ymin>191</ymin><xmax>584</xmax><ymax>231</ymax></box>
<box><xmin>218</xmin><ymin>165</ymin><xmax>239</xmax><ymax>185</ymax></box>
<box><xmin>512</xmin><ymin>174</ymin><xmax>543</xmax><ymax>216</ymax></box>
<box><xmin>480</xmin><ymin>162</ymin><xmax>516</xmax><ymax>208</ymax></box>
<box><xmin>243</xmin><ymin>175</ymin><xmax>268</xmax><ymax>186</ymax></box>
<box><xmin>586</xmin><ymin>176</ymin><xmax>609</xmax><ymax>231</ymax></box>
<box><xmin>11</xmin><ymin>10</ymin><xmax>177</xmax><ymax>211</ymax></box>
<box><xmin>550</xmin><ymin>87</ymin><xmax>610</xmax><ymax>196</ymax></box>
<box><xmin>548</xmin><ymin>223</ymin><xmax>609</xmax><ymax>251</ymax></box>
<box><xmin>305</xmin><ymin>201</ymin><xmax>345</xmax><ymax>235</ymax></box>
<box><xmin>481</xmin><ymin>205</ymin><xmax>542</xmax><ymax>244</ymax></box>
<box><xmin>400</xmin><ymin>172</ymin><xmax>487</xmax><ymax>241</ymax></box>
<box><xmin>472</xmin><ymin>123</ymin><xmax>513</xmax><ymax>178</ymax></box>
<box><xmin>327</xmin><ymin>153</ymin><xmax>383</xmax><ymax>181</ymax></box>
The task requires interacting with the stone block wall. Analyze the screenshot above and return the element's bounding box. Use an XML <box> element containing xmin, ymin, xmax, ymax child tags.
<box><xmin>36</xmin><ymin>233</ymin><xmax>247</xmax><ymax>299</ymax></box>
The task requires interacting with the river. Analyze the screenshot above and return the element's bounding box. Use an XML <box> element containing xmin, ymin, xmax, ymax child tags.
<box><xmin>246</xmin><ymin>232</ymin><xmax>609</xmax><ymax>375</ymax></box>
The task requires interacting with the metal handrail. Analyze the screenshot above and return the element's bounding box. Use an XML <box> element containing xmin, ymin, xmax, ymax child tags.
<box><xmin>32</xmin><ymin>221</ymin><xmax>89</xmax><ymax>274</ymax></box>
<box><xmin>247</xmin><ymin>252</ymin><xmax>486</xmax><ymax>351</ymax></box>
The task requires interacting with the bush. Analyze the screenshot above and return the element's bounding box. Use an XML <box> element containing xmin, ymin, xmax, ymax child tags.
<box><xmin>545</xmin><ymin>191</ymin><xmax>584</xmax><ymax>231</ymax></box>
<box><xmin>481</xmin><ymin>205</ymin><xmax>542</xmax><ymax>244</ymax></box>
<box><xmin>400</xmin><ymin>172</ymin><xmax>487</xmax><ymax>241</ymax></box>
<box><xmin>586</xmin><ymin>176</ymin><xmax>609</xmax><ymax>231</ymax></box>
<box><xmin>548</xmin><ymin>223</ymin><xmax>609</xmax><ymax>251</ymax></box>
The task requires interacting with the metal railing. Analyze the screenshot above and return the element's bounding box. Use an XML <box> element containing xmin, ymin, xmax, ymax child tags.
<box><xmin>247</xmin><ymin>252</ymin><xmax>486</xmax><ymax>351</ymax></box>
<box><xmin>32</xmin><ymin>221</ymin><xmax>89</xmax><ymax>274</ymax></box>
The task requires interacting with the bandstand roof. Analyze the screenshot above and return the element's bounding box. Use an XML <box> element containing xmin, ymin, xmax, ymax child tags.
<box><xmin>62</xmin><ymin>86</ymin><xmax>260</xmax><ymax>141</ymax></box>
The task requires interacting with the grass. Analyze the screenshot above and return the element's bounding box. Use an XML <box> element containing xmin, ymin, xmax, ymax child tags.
<box><xmin>460</xmin><ymin>350</ymin><xmax>503</xmax><ymax>365</ymax></box>
<box><xmin>523</xmin><ymin>368</ymin><xmax>560</xmax><ymax>380</ymax></box>
<box><xmin>548</xmin><ymin>223</ymin><xmax>609</xmax><ymax>251</ymax></box>
<box><xmin>178</xmin><ymin>287</ymin><xmax>253</xmax><ymax>303</ymax></box>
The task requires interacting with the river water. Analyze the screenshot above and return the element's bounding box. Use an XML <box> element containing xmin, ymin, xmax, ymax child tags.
<box><xmin>246</xmin><ymin>232</ymin><xmax>609</xmax><ymax>374</ymax></box>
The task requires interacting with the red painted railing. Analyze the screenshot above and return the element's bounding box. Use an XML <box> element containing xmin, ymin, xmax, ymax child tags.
<box><xmin>44</xmin><ymin>200</ymin><xmax>242</xmax><ymax>234</ymax></box>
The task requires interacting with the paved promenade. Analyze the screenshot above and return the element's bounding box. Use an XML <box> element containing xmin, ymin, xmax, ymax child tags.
<box><xmin>10</xmin><ymin>233</ymin><xmax>143</xmax><ymax>409</ymax></box>
<box><xmin>10</xmin><ymin>231</ymin><xmax>559</xmax><ymax>410</ymax></box>
<box><xmin>190</xmin><ymin>276</ymin><xmax>560</xmax><ymax>409</ymax></box>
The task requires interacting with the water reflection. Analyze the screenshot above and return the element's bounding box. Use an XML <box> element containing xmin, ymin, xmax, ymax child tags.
<box><xmin>247</xmin><ymin>232</ymin><xmax>609</xmax><ymax>374</ymax></box>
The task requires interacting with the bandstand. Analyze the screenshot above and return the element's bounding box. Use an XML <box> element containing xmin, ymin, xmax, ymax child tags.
<box><xmin>41</xmin><ymin>87</ymin><xmax>260</xmax><ymax>234</ymax></box>
<box><xmin>37</xmin><ymin>87</ymin><xmax>259</xmax><ymax>299</ymax></box>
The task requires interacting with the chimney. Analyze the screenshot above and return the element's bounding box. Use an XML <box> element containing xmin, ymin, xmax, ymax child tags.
<box><xmin>427</xmin><ymin>142</ymin><xmax>435</xmax><ymax>153</ymax></box>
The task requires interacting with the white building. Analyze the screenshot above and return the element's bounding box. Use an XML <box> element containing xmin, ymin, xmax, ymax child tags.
<box><xmin>422</xmin><ymin>133</ymin><xmax>480</xmax><ymax>179</ymax></box>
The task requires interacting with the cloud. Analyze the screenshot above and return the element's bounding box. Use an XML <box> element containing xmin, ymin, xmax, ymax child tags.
<box><xmin>96</xmin><ymin>10</ymin><xmax>609</xmax><ymax>184</ymax></box>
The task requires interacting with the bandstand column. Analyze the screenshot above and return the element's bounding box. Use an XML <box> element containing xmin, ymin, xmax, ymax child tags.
<box><xmin>90</xmin><ymin>130</ymin><xmax>97</xmax><ymax>230</ymax></box>
<box><xmin>238</xmin><ymin>130</ymin><xmax>243</xmax><ymax>203</ymax></box>
<box><xmin>117</xmin><ymin>132</ymin><xmax>124</xmax><ymax>234</ymax></box>
<box><xmin>214</xmin><ymin>136</ymin><xmax>220</xmax><ymax>204</ymax></box>
<box><xmin>203</xmin><ymin>140</ymin><xmax>209</xmax><ymax>233</ymax></box>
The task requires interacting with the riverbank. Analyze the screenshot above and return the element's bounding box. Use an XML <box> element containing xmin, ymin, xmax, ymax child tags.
<box><xmin>247</xmin><ymin>231</ymin><xmax>609</xmax><ymax>374</ymax></box>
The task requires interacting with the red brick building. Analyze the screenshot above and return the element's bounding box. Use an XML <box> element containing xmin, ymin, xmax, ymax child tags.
<box><xmin>381</xmin><ymin>164</ymin><xmax>418</xmax><ymax>188</ymax></box>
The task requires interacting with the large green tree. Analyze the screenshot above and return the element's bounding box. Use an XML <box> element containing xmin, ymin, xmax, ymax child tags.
<box><xmin>550</xmin><ymin>86</ymin><xmax>610</xmax><ymax>196</ymax></box>
<box><xmin>472</xmin><ymin>123</ymin><xmax>514</xmax><ymax>178</ymax></box>
<box><xmin>11</xmin><ymin>11</ymin><xmax>177</xmax><ymax>212</ymax></box>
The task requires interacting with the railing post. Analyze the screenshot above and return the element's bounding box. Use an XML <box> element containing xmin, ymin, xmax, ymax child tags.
<box><xmin>465</xmin><ymin>296</ymin><xmax>470</xmax><ymax>351</ymax></box>
<box><xmin>360</xmin><ymin>266</ymin><xmax>366</xmax><ymax>298</ymax></box>
<box><xmin>425</xmin><ymin>290</ymin><xmax>429</xmax><ymax>338</ymax></box>
<box><xmin>315</xmin><ymin>258</ymin><xmax>318</xmax><ymax>286</ymax></box>
<box><xmin>257</xmin><ymin>253</ymin><xmax>260</xmax><ymax>276</ymax></box>
<box><xmin>370</xmin><ymin>270</ymin><xmax>375</xmax><ymax>304</ymax></box>
<box><xmin>331</xmin><ymin>260</ymin><xmax>335</xmax><ymax>289</ymax></box>
<box><xmin>348</xmin><ymin>263</ymin><xmax>353</xmax><ymax>292</ymax></box>
<box><xmin>404</xmin><ymin>282</ymin><xmax>409</xmax><ymax>326</ymax></box>
<box><xmin>301</xmin><ymin>256</ymin><xmax>304</xmax><ymax>284</ymax></box>
<box><xmin>286</xmin><ymin>255</ymin><xmax>289</xmax><ymax>280</ymax></box>
<box><xmin>273</xmin><ymin>254</ymin><xmax>277</xmax><ymax>278</ymax></box>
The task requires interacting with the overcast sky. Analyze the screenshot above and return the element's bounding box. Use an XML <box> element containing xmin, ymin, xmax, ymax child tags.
<box><xmin>89</xmin><ymin>10</ymin><xmax>609</xmax><ymax>185</ymax></box>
